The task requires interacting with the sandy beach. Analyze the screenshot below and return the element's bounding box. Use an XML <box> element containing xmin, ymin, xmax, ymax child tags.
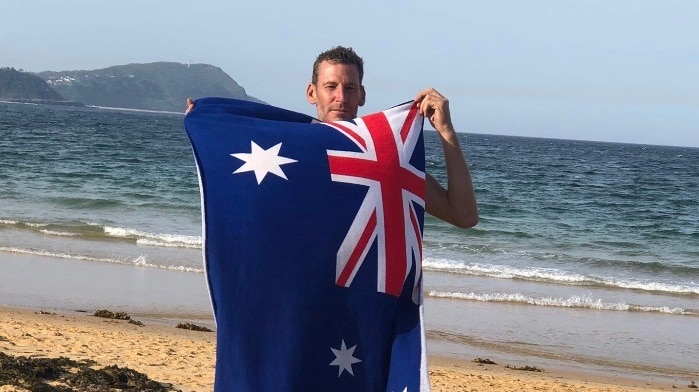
<box><xmin>0</xmin><ymin>305</ymin><xmax>689</xmax><ymax>391</ymax></box>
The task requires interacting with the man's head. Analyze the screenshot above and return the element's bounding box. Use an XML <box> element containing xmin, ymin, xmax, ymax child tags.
<box><xmin>306</xmin><ymin>46</ymin><xmax>366</xmax><ymax>122</ymax></box>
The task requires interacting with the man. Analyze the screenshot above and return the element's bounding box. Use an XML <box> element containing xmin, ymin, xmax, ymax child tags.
<box><xmin>305</xmin><ymin>46</ymin><xmax>478</xmax><ymax>228</ymax></box>
<box><xmin>186</xmin><ymin>46</ymin><xmax>479</xmax><ymax>391</ymax></box>
<box><xmin>188</xmin><ymin>46</ymin><xmax>478</xmax><ymax>228</ymax></box>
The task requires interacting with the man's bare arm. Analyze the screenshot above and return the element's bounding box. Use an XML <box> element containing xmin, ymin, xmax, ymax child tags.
<box><xmin>415</xmin><ymin>88</ymin><xmax>478</xmax><ymax>228</ymax></box>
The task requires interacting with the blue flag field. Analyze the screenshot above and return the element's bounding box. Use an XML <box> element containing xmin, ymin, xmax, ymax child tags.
<box><xmin>184</xmin><ymin>97</ymin><xmax>429</xmax><ymax>391</ymax></box>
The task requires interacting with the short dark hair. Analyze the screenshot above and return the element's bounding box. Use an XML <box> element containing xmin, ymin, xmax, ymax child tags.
<box><xmin>311</xmin><ymin>46</ymin><xmax>364</xmax><ymax>85</ymax></box>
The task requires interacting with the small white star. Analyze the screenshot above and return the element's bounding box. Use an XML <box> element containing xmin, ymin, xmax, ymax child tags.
<box><xmin>231</xmin><ymin>141</ymin><xmax>297</xmax><ymax>184</ymax></box>
<box><xmin>329</xmin><ymin>339</ymin><xmax>362</xmax><ymax>377</ymax></box>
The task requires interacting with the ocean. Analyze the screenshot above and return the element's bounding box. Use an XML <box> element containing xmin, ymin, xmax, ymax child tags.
<box><xmin>1</xmin><ymin>101</ymin><xmax>697</xmax><ymax>381</ymax></box>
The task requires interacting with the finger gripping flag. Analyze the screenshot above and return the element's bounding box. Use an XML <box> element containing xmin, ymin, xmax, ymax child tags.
<box><xmin>185</xmin><ymin>98</ymin><xmax>429</xmax><ymax>391</ymax></box>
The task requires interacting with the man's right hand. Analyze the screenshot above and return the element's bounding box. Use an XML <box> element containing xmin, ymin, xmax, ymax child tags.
<box><xmin>185</xmin><ymin>98</ymin><xmax>194</xmax><ymax>115</ymax></box>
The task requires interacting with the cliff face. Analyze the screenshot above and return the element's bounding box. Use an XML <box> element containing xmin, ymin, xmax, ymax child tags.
<box><xmin>39</xmin><ymin>62</ymin><xmax>264</xmax><ymax>112</ymax></box>
<box><xmin>0</xmin><ymin>68</ymin><xmax>67</xmax><ymax>101</ymax></box>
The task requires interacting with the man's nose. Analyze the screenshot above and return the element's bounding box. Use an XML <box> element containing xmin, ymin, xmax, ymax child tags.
<box><xmin>334</xmin><ymin>87</ymin><xmax>347</xmax><ymax>102</ymax></box>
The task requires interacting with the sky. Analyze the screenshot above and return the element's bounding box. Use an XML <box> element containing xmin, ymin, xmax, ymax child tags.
<box><xmin>1</xmin><ymin>0</ymin><xmax>697</xmax><ymax>147</ymax></box>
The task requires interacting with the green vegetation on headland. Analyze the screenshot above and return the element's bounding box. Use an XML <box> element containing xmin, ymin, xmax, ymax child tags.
<box><xmin>1</xmin><ymin>62</ymin><xmax>263</xmax><ymax>112</ymax></box>
<box><xmin>0</xmin><ymin>67</ymin><xmax>83</xmax><ymax>106</ymax></box>
<box><xmin>39</xmin><ymin>62</ymin><xmax>264</xmax><ymax>112</ymax></box>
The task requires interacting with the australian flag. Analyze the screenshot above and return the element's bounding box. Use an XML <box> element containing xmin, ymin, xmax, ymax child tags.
<box><xmin>184</xmin><ymin>98</ymin><xmax>430</xmax><ymax>391</ymax></box>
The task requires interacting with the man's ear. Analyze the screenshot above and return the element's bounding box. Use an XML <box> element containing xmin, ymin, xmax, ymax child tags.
<box><xmin>359</xmin><ymin>85</ymin><xmax>366</xmax><ymax>107</ymax></box>
<box><xmin>306</xmin><ymin>83</ymin><xmax>317</xmax><ymax>104</ymax></box>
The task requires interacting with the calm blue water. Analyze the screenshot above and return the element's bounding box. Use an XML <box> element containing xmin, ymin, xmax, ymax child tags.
<box><xmin>1</xmin><ymin>101</ymin><xmax>698</xmax><ymax>379</ymax></box>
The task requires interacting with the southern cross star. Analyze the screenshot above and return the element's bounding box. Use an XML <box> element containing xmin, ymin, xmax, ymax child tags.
<box><xmin>231</xmin><ymin>141</ymin><xmax>297</xmax><ymax>184</ymax></box>
<box><xmin>329</xmin><ymin>339</ymin><xmax>362</xmax><ymax>377</ymax></box>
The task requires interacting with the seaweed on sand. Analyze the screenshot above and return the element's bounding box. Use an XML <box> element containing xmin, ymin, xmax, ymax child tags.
<box><xmin>93</xmin><ymin>309</ymin><xmax>131</xmax><ymax>320</ymax></box>
<box><xmin>0</xmin><ymin>352</ymin><xmax>84</xmax><ymax>391</ymax></box>
<box><xmin>68</xmin><ymin>365</ymin><xmax>178</xmax><ymax>391</ymax></box>
<box><xmin>505</xmin><ymin>364</ymin><xmax>544</xmax><ymax>372</ymax></box>
<box><xmin>175</xmin><ymin>323</ymin><xmax>213</xmax><ymax>332</ymax></box>
<box><xmin>472</xmin><ymin>357</ymin><xmax>497</xmax><ymax>365</ymax></box>
<box><xmin>93</xmin><ymin>309</ymin><xmax>144</xmax><ymax>327</ymax></box>
<box><xmin>0</xmin><ymin>352</ymin><xmax>180</xmax><ymax>391</ymax></box>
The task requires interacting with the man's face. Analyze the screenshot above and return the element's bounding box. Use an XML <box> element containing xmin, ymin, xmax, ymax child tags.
<box><xmin>306</xmin><ymin>60</ymin><xmax>365</xmax><ymax>122</ymax></box>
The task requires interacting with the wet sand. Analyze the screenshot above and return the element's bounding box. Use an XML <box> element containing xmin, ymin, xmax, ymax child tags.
<box><xmin>0</xmin><ymin>306</ymin><xmax>686</xmax><ymax>391</ymax></box>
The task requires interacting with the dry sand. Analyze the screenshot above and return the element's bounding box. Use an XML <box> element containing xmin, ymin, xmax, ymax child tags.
<box><xmin>0</xmin><ymin>306</ymin><xmax>689</xmax><ymax>391</ymax></box>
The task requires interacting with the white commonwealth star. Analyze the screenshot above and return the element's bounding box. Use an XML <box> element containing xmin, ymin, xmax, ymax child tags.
<box><xmin>329</xmin><ymin>339</ymin><xmax>362</xmax><ymax>377</ymax></box>
<box><xmin>230</xmin><ymin>141</ymin><xmax>297</xmax><ymax>184</ymax></box>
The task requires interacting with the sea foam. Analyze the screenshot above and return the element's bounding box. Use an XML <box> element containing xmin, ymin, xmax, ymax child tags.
<box><xmin>427</xmin><ymin>290</ymin><xmax>693</xmax><ymax>315</ymax></box>
<box><xmin>423</xmin><ymin>258</ymin><xmax>699</xmax><ymax>295</ymax></box>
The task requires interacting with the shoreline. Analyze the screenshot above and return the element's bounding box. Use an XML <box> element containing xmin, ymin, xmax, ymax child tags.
<box><xmin>0</xmin><ymin>304</ymin><xmax>690</xmax><ymax>391</ymax></box>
